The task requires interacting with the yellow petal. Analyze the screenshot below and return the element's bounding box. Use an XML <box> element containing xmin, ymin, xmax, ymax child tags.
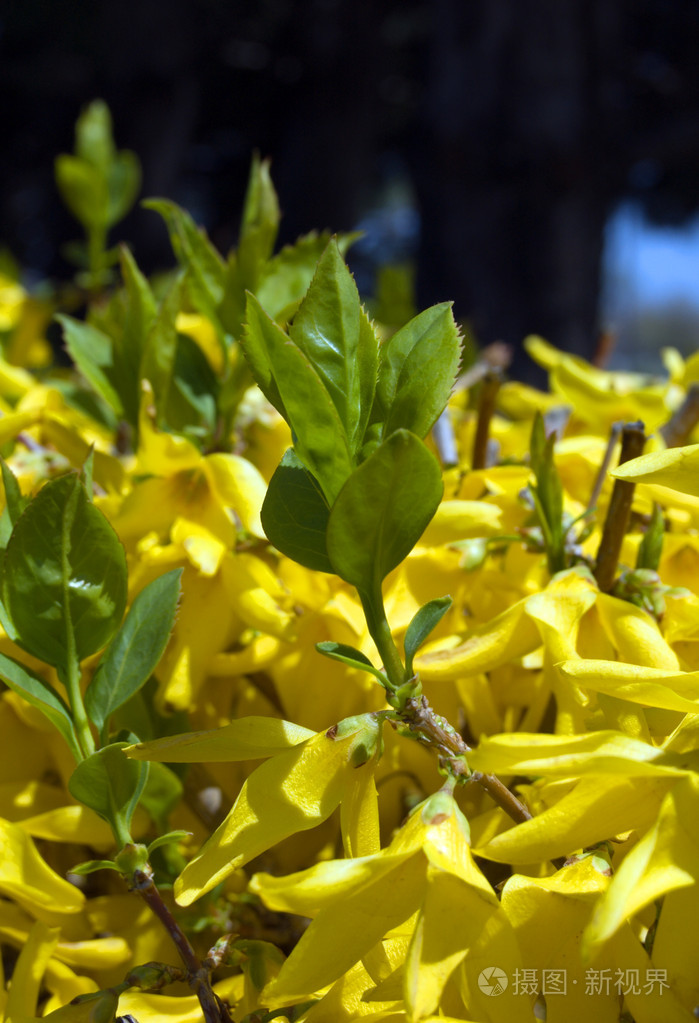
<box><xmin>126</xmin><ymin>716</ymin><xmax>314</xmax><ymax>762</ymax></box>
<box><xmin>501</xmin><ymin>859</ymin><xmax>620</xmax><ymax>1023</ymax></box>
<box><xmin>251</xmin><ymin>852</ymin><xmax>413</xmax><ymax>919</ymax></box>
<box><xmin>5</xmin><ymin>919</ymin><xmax>59</xmax><ymax>1020</ymax></box>
<box><xmin>341</xmin><ymin>762</ymin><xmax>381</xmax><ymax>858</ymax></box>
<box><xmin>582</xmin><ymin>775</ymin><xmax>699</xmax><ymax>958</ymax></box>
<box><xmin>416</xmin><ymin>597</ymin><xmax>540</xmax><ymax>682</ymax></box>
<box><xmin>596</xmin><ymin>593</ymin><xmax>679</xmax><ymax>670</ymax></box>
<box><xmin>261</xmin><ymin>855</ymin><xmax>425</xmax><ymax>1009</ymax></box>
<box><xmin>469</xmin><ymin>730</ymin><xmax>678</xmax><ymax>777</ymax></box>
<box><xmin>404</xmin><ymin>870</ymin><xmax>497</xmax><ymax>1021</ymax></box>
<box><xmin>612</xmin><ymin>444</ymin><xmax>699</xmax><ymax>497</ymax></box>
<box><xmin>475</xmin><ymin>775</ymin><xmax>674</xmax><ymax>864</ymax></box>
<box><xmin>175</xmin><ymin>717</ymin><xmax>382</xmax><ymax>904</ymax></box>
<box><xmin>0</xmin><ymin>818</ymin><xmax>84</xmax><ymax>918</ymax></box>
<box><xmin>17</xmin><ymin>806</ymin><xmax>114</xmax><ymax>846</ymax></box>
<box><xmin>560</xmin><ymin>659</ymin><xmax>699</xmax><ymax>714</ymax></box>
<box><xmin>416</xmin><ymin>501</ymin><xmax>502</xmax><ymax>547</ymax></box>
<box><xmin>204</xmin><ymin>452</ymin><xmax>267</xmax><ymax>539</ymax></box>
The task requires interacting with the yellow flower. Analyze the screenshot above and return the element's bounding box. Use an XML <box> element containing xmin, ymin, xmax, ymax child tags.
<box><xmin>250</xmin><ymin>790</ymin><xmax>524</xmax><ymax>1022</ymax></box>
<box><xmin>127</xmin><ymin>713</ymin><xmax>383</xmax><ymax>905</ymax></box>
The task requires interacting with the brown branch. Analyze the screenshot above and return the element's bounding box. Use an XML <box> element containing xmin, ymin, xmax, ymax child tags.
<box><xmin>471</xmin><ymin>370</ymin><xmax>503</xmax><ymax>470</ymax></box>
<box><xmin>587</xmin><ymin>421</ymin><xmax>623</xmax><ymax>514</ymax></box>
<box><xmin>594</xmin><ymin>421</ymin><xmax>647</xmax><ymax>593</ymax></box>
<box><xmin>402</xmin><ymin>695</ymin><xmax>531</xmax><ymax>824</ymax></box>
<box><xmin>661</xmin><ymin>383</ymin><xmax>699</xmax><ymax>447</ymax></box>
<box><xmin>132</xmin><ymin>867</ymin><xmax>232</xmax><ymax>1023</ymax></box>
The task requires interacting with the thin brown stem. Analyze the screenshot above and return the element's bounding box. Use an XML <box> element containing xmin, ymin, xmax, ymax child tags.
<box><xmin>661</xmin><ymin>383</ymin><xmax>699</xmax><ymax>447</ymax></box>
<box><xmin>132</xmin><ymin>867</ymin><xmax>231</xmax><ymax>1023</ymax></box>
<box><xmin>471</xmin><ymin>370</ymin><xmax>503</xmax><ymax>470</ymax></box>
<box><xmin>401</xmin><ymin>695</ymin><xmax>531</xmax><ymax>824</ymax></box>
<box><xmin>587</xmin><ymin>421</ymin><xmax>622</xmax><ymax>514</ymax></box>
<box><xmin>594</xmin><ymin>421</ymin><xmax>647</xmax><ymax>593</ymax></box>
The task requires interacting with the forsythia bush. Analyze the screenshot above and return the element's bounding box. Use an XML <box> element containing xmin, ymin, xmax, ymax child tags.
<box><xmin>1</xmin><ymin>101</ymin><xmax>699</xmax><ymax>1023</ymax></box>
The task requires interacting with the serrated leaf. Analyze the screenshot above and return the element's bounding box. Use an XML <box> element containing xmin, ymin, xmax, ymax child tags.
<box><xmin>316</xmin><ymin>641</ymin><xmax>387</xmax><ymax>682</ymax></box>
<box><xmin>144</xmin><ymin>199</ymin><xmax>225</xmax><ymax>330</ymax></box>
<box><xmin>326</xmin><ymin>429</ymin><xmax>443</xmax><ymax>596</ymax></box>
<box><xmin>2</xmin><ymin>473</ymin><xmax>128</xmax><ymax>667</ymax></box>
<box><xmin>57</xmin><ymin>315</ymin><xmax>125</xmax><ymax>417</ymax></box>
<box><xmin>261</xmin><ymin>449</ymin><xmax>332</xmax><ymax>573</ymax></box>
<box><xmin>237</xmin><ymin>153</ymin><xmax>280</xmax><ymax>284</ymax></box>
<box><xmin>289</xmin><ymin>240</ymin><xmax>378</xmax><ymax>450</ymax></box>
<box><xmin>376</xmin><ymin>303</ymin><xmax>461</xmax><ymax>439</ymax></box>
<box><xmin>85</xmin><ymin>569</ymin><xmax>182</xmax><ymax>739</ymax></box>
<box><xmin>0</xmin><ymin>651</ymin><xmax>82</xmax><ymax>762</ymax></box>
<box><xmin>404</xmin><ymin>596</ymin><xmax>453</xmax><ymax>677</ymax></box>
<box><xmin>242</xmin><ymin>293</ymin><xmax>354</xmax><ymax>502</ymax></box>
<box><xmin>68</xmin><ymin>743</ymin><xmax>149</xmax><ymax>844</ymax></box>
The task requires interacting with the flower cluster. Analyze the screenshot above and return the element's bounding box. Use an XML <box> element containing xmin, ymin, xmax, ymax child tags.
<box><xmin>0</xmin><ymin>103</ymin><xmax>698</xmax><ymax>1023</ymax></box>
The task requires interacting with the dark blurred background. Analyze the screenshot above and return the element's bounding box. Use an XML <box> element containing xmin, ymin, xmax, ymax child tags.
<box><xmin>2</xmin><ymin>0</ymin><xmax>699</xmax><ymax>379</ymax></box>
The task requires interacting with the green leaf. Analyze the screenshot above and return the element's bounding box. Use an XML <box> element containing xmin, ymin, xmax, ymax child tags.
<box><xmin>85</xmin><ymin>569</ymin><xmax>182</xmax><ymax>740</ymax></box>
<box><xmin>143</xmin><ymin>199</ymin><xmax>225</xmax><ymax>329</ymax></box>
<box><xmin>164</xmin><ymin>334</ymin><xmax>218</xmax><ymax>442</ymax></box>
<box><xmin>80</xmin><ymin>447</ymin><xmax>95</xmax><ymax>501</ymax></box>
<box><xmin>147</xmin><ymin>829</ymin><xmax>191</xmax><ymax>856</ymax></box>
<box><xmin>637</xmin><ymin>503</ymin><xmax>665</xmax><ymax>572</ymax></box>
<box><xmin>237</xmin><ymin>153</ymin><xmax>280</xmax><ymax>283</ymax></box>
<box><xmin>403</xmin><ymin>596</ymin><xmax>453</xmax><ymax>677</ymax></box>
<box><xmin>2</xmin><ymin>473</ymin><xmax>128</xmax><ymax>667</ymax></box>
<box><xmin>316</xmin><ymin>641</ymin><xmax>387</xmax><ymax>683</ymax></box>
<box><xmin>140</xmin><ymin>764</ymin><xmax>184</xmax><ymax>832</ymax></box>
<box><xmin>0</xmin><ymin>651</ymin><xmax>82</xmax><ymax>762</ymax></box>
<box><xmin>1</xmin><ymin>460</ymin><xmax>27</xmax><ymax>526</ymax></box>
<box><xmin>242</xmin><ymin>293</ymin><xmax>354</xmax><ymax>502</ymax></box>
<box><xmin>119</xmin><ymin>246</ymin><xmax>156</xmax><ymax>426</ymax></box>
<box><xmin>289</xmin><ymin>240</ymin><xmax>378</xmax><ymax>451</ymax></box>
<box><xmin>105</xmin><ymin>151</ymin><xmax>141</xmax><ymax>227</ymax></box>
<box><xmin>261</xmin><ymin>449</ymin><xmax>333</xmax><ymax>573</ymax></box>
<box><xmin>326</xmin><ymin>429</ymin><xmax>443</xmax><ymax>595</ymax></box>
<box><xmin>75</xmin><ymin>100</ymin><xmax>115</xmax><ymax>169</ymax></box>
<box><xmin>139</xmin><ymin>274</ymin><xmax>182</xmax><ymax>422</ymax></box>
<box><xmin>69</xmin><ymin>859</ymin><xmax>119</xmax><ymax>875</ymax></box>
<box><xmin>57</xmin><ymin>315</ymin><xmax>125</xmax><ymax>417</ymax></box>
<box><xmin>68</xmin><ymin>743</ymin><xmax>149</xmax><ymax>845</ymax></box>
<box><xmin>528</xmin><ymin>412</ymin><xmax>566</xmax><ymax>573</ymax></box>
<box><xmin>55</xmin><ymin>156</ymin><xmax>106</xmax><ymax>231</ymax></box>
<box><xmin>375</xmin><ymin>303</ymin><xmax>461</xmax><ymax>439</ymax></box>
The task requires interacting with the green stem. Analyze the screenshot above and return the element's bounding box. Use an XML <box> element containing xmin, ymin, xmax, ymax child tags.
<box><xmin>87</xmin><ymin>223</ymin><xmax>107</xmax><ymax>290</ymax></box>
<box><xmin>360</xmin><ymin>588</ymin><xmax>407</xmax><ymax>694</ymax></box>
<box><xmin>63</xmin><ymin>652</ymin><xmax>95</xmax><ymax>759</ymax></box>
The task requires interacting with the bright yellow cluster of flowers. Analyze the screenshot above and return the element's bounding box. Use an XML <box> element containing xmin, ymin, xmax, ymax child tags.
<box><xmin>1</xmin><ymin>271</ymin><xmax>699</xmax><ymax>1023</ymax></box>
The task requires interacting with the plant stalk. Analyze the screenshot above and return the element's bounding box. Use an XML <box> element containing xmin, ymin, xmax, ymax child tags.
<box><xmin>471</xmin><ymin>370</ymin><xmax>503</xmax><ymax>470</ymax></box>
<box><xmin>402</xmin><ymin>695</ymin><xmax>531</xmax><ymax>824</ymax></box>
<box><xmin>132</xmin><ymin>866</ymin><xmax>231</xmax><ymax>1023</ymax></box>
<box><xmin>661</xmin><ymin>383</ymin><xmax>699</xmax><ymax>447</ymax></box>
<box><xmin>594</xmin><ymin>420</ymin><xmax>647</xmax><ymax>593</ymax></box>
